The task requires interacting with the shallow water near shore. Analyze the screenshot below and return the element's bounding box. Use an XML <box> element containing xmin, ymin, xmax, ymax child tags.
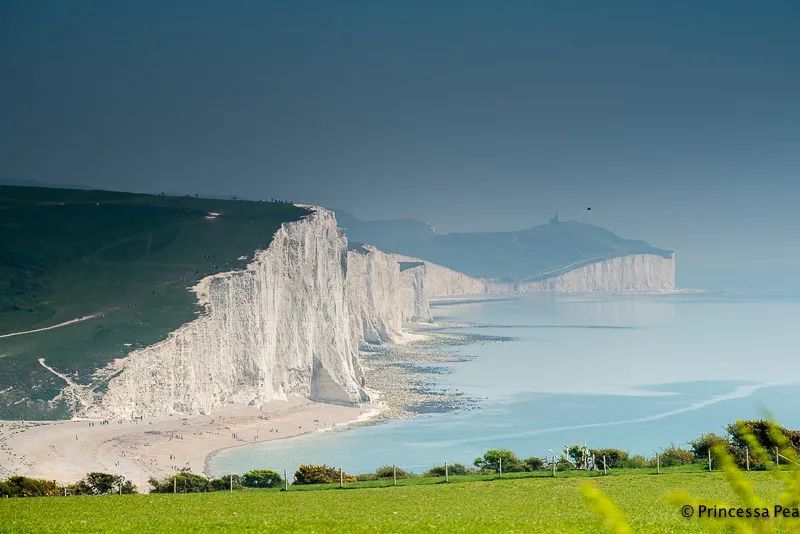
<box><xmin>208</xmin><ymin>292</ymin><xmax>800</xmax><ymax>476</ymax></box>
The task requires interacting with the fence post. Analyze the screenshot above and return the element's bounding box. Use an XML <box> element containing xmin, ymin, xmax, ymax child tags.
<box><xmin>746</xmin><ymin>447</ymin><xmax>750</xmax><ymax>471</ymax></box>
<box><xmin>445</xmin><ymin>462</ymin><xmax>449</xmax><ymax>483</ymax></box>
<box><xmin>708</xmin><ymin>449</ymin><xmax>712</xmax><ymax>471</ymax></box>
<box><xmin>229</xmin><ymin>474</ymin><xmax>233</xmax><ymax>492</ymax></box>
<box><xmin>552</xmin><ymin>454</ymin><xmax>556</xmax><ymax>477</ymax></box>
<box><xmin>776</xmin><ymin>448</ymin><xmax>780</xmax><ymax>467</ymax></box>
<box><xmin>284</xmin><ymin>470</ymin><xmax>288</xmax><ymax>491</ymax></box>
<box><xmin>499</xmin><ymin>457</ymin><xmax>502</xmax><ymax>477</ymax></box>
<box><xmin>173</xmin><ymin>477</ymin><xmax>177</xmax><ymax>494</ymax></box>
<box><xmin>602</xmin><ymin>455</ymin><xmax>607</xmax><ymax>475</ymax></box>
<box><xmin>657</xmin><ymin>453</ymin><xmax>660</xmax><ymax>475</ymax></box>
<box><xmin>339</xmin><ymin>467</ymin><xmax>343</xmax><ymax>488</ymax></box>
<box><xmin>393</xmin><ymin>465</ymin><xmax>397</xmax><ymax>486</ymax></box>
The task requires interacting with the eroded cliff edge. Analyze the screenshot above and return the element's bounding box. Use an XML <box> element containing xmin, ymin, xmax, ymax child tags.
<box><xmin>84</xmin><ymin>208</ymin><xmax>367</xmax><ymax>418</ymax></box>
<box><xmin>81</xmin><ymin>207</ymin><xmax>674</xmax><ymax>420</ymax></box>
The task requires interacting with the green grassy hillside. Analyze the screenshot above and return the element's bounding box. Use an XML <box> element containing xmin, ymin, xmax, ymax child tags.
<box><xmin>0</xmin><ymin>469</ymin><xmax>784</xmax><ymax>533</ymax></box>
<box><xmin>0</xmin><ymin>186</ymin><xmax>306</xmax><ymax>419</ymax></box>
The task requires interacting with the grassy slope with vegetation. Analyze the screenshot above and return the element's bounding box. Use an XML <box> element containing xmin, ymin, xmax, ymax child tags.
<box><xmin>0</xmin><ymin>468</ymin><xmax>785</xmax><ymax>533</ymax></box>
<box><xmin>0</xmin><ymin>186</ymin><xmax>307</xmax><ymax>419</ymax></box>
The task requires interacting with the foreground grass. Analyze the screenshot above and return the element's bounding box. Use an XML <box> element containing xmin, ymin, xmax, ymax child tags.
<box><xmin>0</xmin><ymin>469</ymin><xmax>786</xmax><ymax>533</ymax></box>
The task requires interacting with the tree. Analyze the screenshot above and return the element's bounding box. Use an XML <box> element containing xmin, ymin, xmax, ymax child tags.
<box><xmin>242</xmin><ymin>470</ymin><xmax>282</xmax><ymax>488</ymax></box>
<box><xmin>727</xmin><ymin>420</ymin><xmax>800</xmax><ymax>452</ymax></box>
<box><xmin>70</xmin><ymin>472</ymin><xmax>136</xmax><ymax>495</ymax></box>
<box><xmin>524</xmin><ymin>457</ymin><xmax>544</xmax><ymax>471</ymax></box>
<box><xmin>689</xmin><ymin>433</ymin><xmax>730</xmax><ymax>462</ymax></box>
<box><xmin>0</xmin><ymin>476</ymin><xmax>61</xmax><ymax>497</ymax></box>
<box><xmin>590</xmin><ymin>448</ymin><xmax>630</xmax><ymax>468</ymax></box>
<box><xmin>473</xmin><ymin>449</ymin><xmax>527</xmax><ymax>473</ymax></box>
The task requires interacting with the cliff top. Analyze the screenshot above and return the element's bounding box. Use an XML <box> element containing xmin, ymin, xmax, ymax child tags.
<box><xmin>0</xmin><ymin>185</ymin><xmax>307</xmax><ymax>419</ymax></box>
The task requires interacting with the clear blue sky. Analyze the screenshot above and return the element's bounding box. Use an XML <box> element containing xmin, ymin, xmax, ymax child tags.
<box><xmin>1</xmin><ymin>1</ymin><xmax>798</xmax><ymax>290</ymax></box>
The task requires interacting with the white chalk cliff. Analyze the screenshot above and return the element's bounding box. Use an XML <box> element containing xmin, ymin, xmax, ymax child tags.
<box><xmin>388</xmin><ymin>253</ymin><xmax>675</xmax><ymax>298</ymax></box>
<box><xmin>518</xmin><ymin>253</ymin><xmax>676</xmax><ymax>293</ymax></box>
<box><xmin>81</xmin><ymin>207</ymin><xmax>674</xmax><ymax>419</ymax></box>
<box><xmin>344</xmin><ymin>244</ymin><xmax>435</xmax><ymax>346</ymax></box>
<box><xmin>85</xmin><ymin>208</ymin><xmax>362</xmax><ymax>418</ymax></box>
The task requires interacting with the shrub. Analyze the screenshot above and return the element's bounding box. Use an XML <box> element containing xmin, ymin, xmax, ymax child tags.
<box><xmin>474</xmin><ymin>449</ymin><xmax>528</xmax><ymax>473</ymax></box>
<box><xmin>374</xmin><ymin>466</ymin><xmax>406</xmax><ymax>479</ymax></box>
<box><xmin>69</xmin><ymin>472</ymin><xmax>136</xmax><ymax>495</ymax></box>
<box><xmin>727</xmin><ymin>420</ymin><xmax>800</xmax><ymax>452</ymax></box>
<box><xmin>425</xmin><ymin>463</ymin><xmax>471</xmax><ymax>477</ymax></box>
<box><xmin>355</xmin><ymin>473</ymin><xmax>378</xmax><ymax>482</ymax></box>
<box><xmin>208</xmin><ymin>474</ymin><xmax>242</xmax><ymax>491</ymax></box>
<box><xmin>690</xmin><ymin>433</ymin><xmax>730</xmax><ymax>462</ymax></box>
<box><xmin>590</xmin><ymin>448</ymin><xmax>630</xmax><ymax>469</ymax></box>
<box><xmin>242</xmin><ymin>470</ymin><xmax>282</xmax><ymax>488</ymax></box>
<box><xmin>0</xmin><ymin>476</ymin><xmax>61</xmax><ymax>497</ymax></box>
<box><xmin>148</xmin><ymin>472</ymin><xmax>209</xmax><ymax>493</ymax></box>
<box><xmin>656</xmin><ymin>444</ymin><xmax>695</xmax><ymax>467</ymax></box>
<box><xmin>523</xmin><ymin>457</ymin><xmax>544</xmax><ymax>471</ymax></box>
<box><xmin>625</xmin><ymin>455</ymin><xmax>647</xmax><ymax>468</ymax></box>
<box><xmin>293</xmin><ymin>465</ymin><xmax>355</xmax><ymax>485</ymax></box>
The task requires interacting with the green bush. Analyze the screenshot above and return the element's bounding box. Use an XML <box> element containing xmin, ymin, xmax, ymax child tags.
<box><xmin>523</xmin><ymin>457</ymin><xmax>544</xmax><ymax>471</ymax></box>
<box><xmin>0</xmin><ymin>476</ymin><xmax>62</xmax><ymax>497</ymax></box>
<box><xmin>474</xmin><ymin>449</ymin><xmax>528</xmax><ymax>473</ymax></box>
<box><xmin>293</xmin><ymin>465</ymin><xmax>355</xmax><ymax>485</ymax></box>
<box><xmin>727</xmin><ymin>420</ymin><xmax>800</xmax><ymax>452</ymax></box>
<box><xmin>148</xmin><ymin>472</ymin><xmax>209</xmax><ymax>493</ymax></box>
<box><xmin>655</xmin><ymin>444</ymin><xmax>695</xmax><ymax>467</ymax></box>
<box><xmin>555</xmin><ymin>459</ymin><xmax>574</xmax><ymax>471</ymax></box>
<box><xmin>425</xmin><ymin>464</ymin><xmax>471</xmax><ymax>477</ymax></box>
<box><xmin>625</xmin><ymin>455</ymin><xmax>647</xmax><ymax>468</ymax></box>
<box><xmin>208</xmin><ymin>474</ymin><xmax>242</xmax><ymax>491</ymax></box>
<box><xmin>690</xmin><ymin>433</ymin><xmax>730</xmax><ymax>461</ymax></box>
<box><xmin>69</xmin><ymin>472</ymin><xmax>136</xmax><ymax>495</ymax></box>
<box><xmin>242</xmin><ymin>470</ymin><xmax>282</xmax><ymax>488</ymax></box>
<box><xmin>590</xmin><ymin>448</ymin><xmax>630</xmax><ymax>469</ymax></box>
<box><xmin>355</xmin><ymin>473</ymin><xmax>378</xmax><ymax>481</ymax></box>
<box><xmin>374</xmin><ymin>466</ymin><xmax>406</xmax><ymax>479</ymax></box>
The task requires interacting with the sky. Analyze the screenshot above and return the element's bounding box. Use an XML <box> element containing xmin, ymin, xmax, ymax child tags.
<box><xmin>1</xmin><ymin>1</ymin><xmax>799</xmax><ymax>290</ymax></box>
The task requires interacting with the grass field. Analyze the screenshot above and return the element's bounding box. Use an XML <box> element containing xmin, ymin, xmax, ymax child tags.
<box><xmin>0</xmin><ymin>468</ymin><xmax>789</xmax><ymax>533</ymax></box>
<box><xmin>0</xmin><ymin>186</ymin><xmax>306</xmax><ymax>419</ymax></box>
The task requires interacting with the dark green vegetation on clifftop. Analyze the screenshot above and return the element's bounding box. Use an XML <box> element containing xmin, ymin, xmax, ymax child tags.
<box><xmin>0</xmin><ymin>186</ymin><xmax>306</xmax><ymax>419</ymax></box>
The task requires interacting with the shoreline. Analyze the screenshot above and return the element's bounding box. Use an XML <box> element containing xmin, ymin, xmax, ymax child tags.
<box><xmin>0</xmin><ymin>398</ymin><xmax>379</xmax><ymax>491</ymax></box>
<box><xmin>0</xmin><ymin>320</ymin><xmax>507</xmax><ymax>491</ymax></box>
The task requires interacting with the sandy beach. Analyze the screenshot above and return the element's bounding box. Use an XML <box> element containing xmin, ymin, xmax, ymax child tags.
<box><xmin>0</xmin><ymin>399</ymin><xmax>372</xmax><ymax>491</ymax></box>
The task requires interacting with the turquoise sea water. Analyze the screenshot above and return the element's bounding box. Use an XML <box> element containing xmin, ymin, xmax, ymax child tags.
<box><xmin>208</xmin><ymin>293</ymin><xmax>800</xmax><ymax>475</ymax></box>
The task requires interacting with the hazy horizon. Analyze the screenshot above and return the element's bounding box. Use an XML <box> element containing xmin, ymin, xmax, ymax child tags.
<box><xmin>2</xmin><ymin>1</ymin><xmax>799</xmax><ymax>291</ymax></box>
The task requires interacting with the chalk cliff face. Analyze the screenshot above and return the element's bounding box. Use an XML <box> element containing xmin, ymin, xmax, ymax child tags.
<box><xmin>85</xmin><ymin>207</ymin><xmax>368</xmax><ymax>419</ymax></box>
<box><xmin>390</xmin><ymin>253</ymin><xmax>675</xmax><ymax>298</ymax></box>
<box><xmin>345</xmin><ymin>244</ymin><xmax>405</xmax><ymax>345</ymax></box>
<box><xmin>519</xmin><ymin>253</ymin><xmax>676</xmax><ymax>293</ymax></box>
<box><xmin>398</xmin><ymin>265</ymin><xmax>432</xmax><ymax>322</ymax></box>
<box><xmin>81</xmin><ymin>207</ymin><xmax>674</xmax><ymax>419</ymax></box>
<box><xmin>389</xmin><ymin>254</ymin><xmax>510</xmax><ymax>299</ymax></box>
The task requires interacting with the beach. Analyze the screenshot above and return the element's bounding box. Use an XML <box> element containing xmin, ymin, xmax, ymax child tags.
<box><xmin>0</xmin><ymin>399</ymin><xmax>373</xmax><ymax>491</ymax></box>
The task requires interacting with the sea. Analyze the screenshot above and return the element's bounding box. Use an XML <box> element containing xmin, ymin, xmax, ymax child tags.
<box><xmin>208</xmin><ymin>291</ymin><xmax>800</xmax><ymax>476</ymax></box>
